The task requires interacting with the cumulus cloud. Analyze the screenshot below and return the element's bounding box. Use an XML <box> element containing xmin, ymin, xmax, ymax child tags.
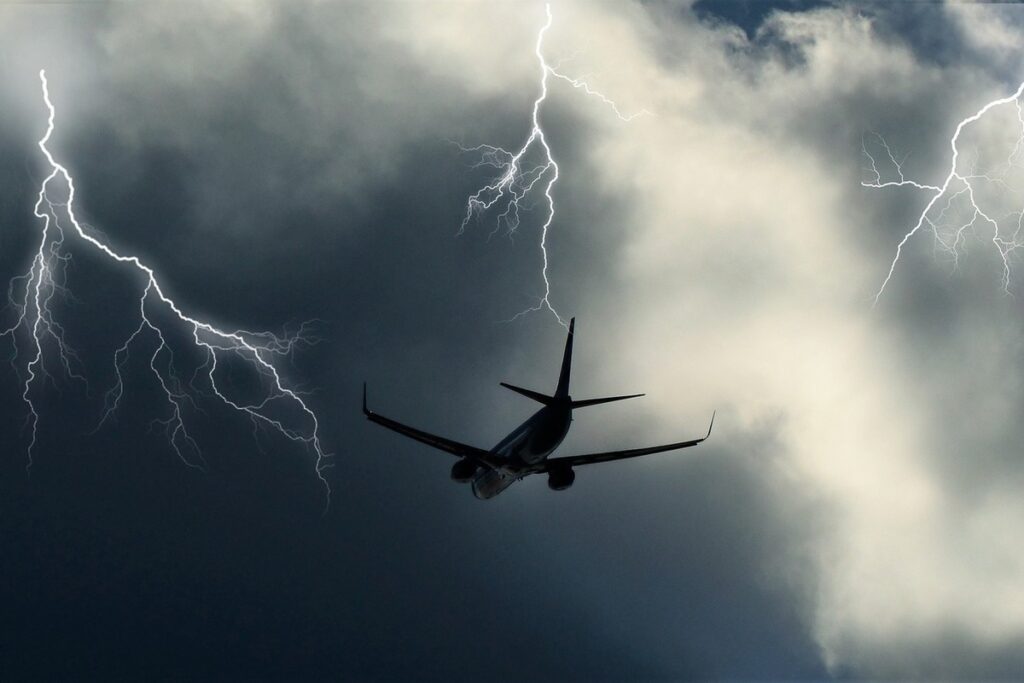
<box><xmin>549</xmin><ymin>1</ymin><xmax>1024</xmax><ymax>676</ymax></box>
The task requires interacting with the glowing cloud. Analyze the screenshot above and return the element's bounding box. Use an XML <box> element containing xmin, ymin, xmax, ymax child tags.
<box><xmin>457</xmin><ymin>3</ymin><xmax>645</xmax><ymax>329</ymax></box>
<box><xmin>865</xmin><ymin>81</ymin><xmax>1024</xmax><ymax>303</ymax></box>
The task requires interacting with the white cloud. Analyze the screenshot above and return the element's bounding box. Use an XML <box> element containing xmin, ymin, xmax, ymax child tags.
<box><xmin>539</xmin><ymin>1</ymin><xmax>1024</xmax><ymax>674</ymax></box>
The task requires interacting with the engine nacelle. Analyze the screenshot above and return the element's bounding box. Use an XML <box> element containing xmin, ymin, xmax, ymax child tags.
<box><xmin>547</xmin><ymin>467</ymin><xmax>575</xmax><ymax>491</ymax></box>
<box><xmin>450</xmin><ymin>458</ymin><xmax>477</xmax><ymax>483</ymax></box>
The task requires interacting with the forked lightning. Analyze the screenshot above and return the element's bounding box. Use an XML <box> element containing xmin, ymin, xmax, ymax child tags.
<box><xmin>866</xmin><ymin>80</ymin><xmax>1024</xmax><ymax>303</ymax></box>
<box><xmin>1</xmin><ymin>71</ymin><xmax>331</xmax><ymax>508</ymax></box>
<box><xmin>458</xmin><ymin>3</ymin><xmax>646</xmax><ymax>329</ymax></box>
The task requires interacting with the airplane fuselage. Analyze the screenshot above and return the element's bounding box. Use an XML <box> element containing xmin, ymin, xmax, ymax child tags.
<box><xmin>471</xmin><ymin>402</ymin><xmax>572</xmax><ymax>499</ymax></box>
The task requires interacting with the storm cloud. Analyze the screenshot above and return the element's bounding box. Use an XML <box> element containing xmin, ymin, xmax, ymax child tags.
<box><xmin>2</xmin><ymin>0</ymin><xmax>1024</xmax><ymax>679</ymax></box>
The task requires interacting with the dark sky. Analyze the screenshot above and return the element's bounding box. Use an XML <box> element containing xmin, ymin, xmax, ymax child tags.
<box><xmin>694</xmin><ymin>0</ymin><xmax>832</xmax><ymax>36</ymax></box>
<box><xmin>3</xmin><ymin>1</ymin><xmax>1024</xmax><ymax>680</ymax></box>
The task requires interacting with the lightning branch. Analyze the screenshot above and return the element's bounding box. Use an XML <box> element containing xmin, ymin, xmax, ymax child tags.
<box><xmin>457</xmin><ymin>3</ymin><xmax>646</xmax><ymax>329</ymax></box>
<box><xmin>865</xmin><ymin>80</ymin><xmax>1024</xmax><ymax>303</ymax></box>
<box><xmin>1</xmin><ymin>71</ymin><xmax>332</xmax><ymax>509</ymax></box>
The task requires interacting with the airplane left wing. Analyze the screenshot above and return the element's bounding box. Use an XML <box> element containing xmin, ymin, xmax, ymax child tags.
<box><xmin>362</xmin><ymin>384</ymin><xmax>504</xmax><ymax>470</ymax></box>
<box><xmin>530</xmin><ymin>412</ymin><xmax>715</xmax><ymax>472</ymax></box>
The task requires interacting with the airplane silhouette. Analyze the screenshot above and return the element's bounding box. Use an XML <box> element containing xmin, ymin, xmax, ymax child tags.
<box><xmin>363</xmin><ymin>318</ymin><xmax>714</xmax><ymax>499</ymax></box>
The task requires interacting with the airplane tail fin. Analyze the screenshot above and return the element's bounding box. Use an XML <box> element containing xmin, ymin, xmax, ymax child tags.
<box><xmin>570</xmin><ymin>393</ymin><xmax>644</xmax><ymax>409</ymax></box>
<box><xmin>504</xmin><ymin>320</ymin><xmax>643</xmax><ymax>410</ymax></box>
<box><xmin>501</xmin><ymin>317</ymin><xmax>575</xmax><ymax>406</ymax></box>
<box><xmin>554</xmin><ymin>317</ymin><xmax>575</xmax><ymax>399</ymax></box>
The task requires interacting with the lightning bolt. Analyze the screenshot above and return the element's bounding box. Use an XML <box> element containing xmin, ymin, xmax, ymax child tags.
<box><xmin>457</xmin><ymin>3</ymin><xmax>646</xmax><ymax>329</ymax></box>
<box><xmin>866</xmin><ymin>79</ymin><xmax>1024</xmax><ymax>304</ymax></box>
<box><xmin>1</xmin><ymin>71</ymin><xmax>331</xmax><ymax>509</ymax></box>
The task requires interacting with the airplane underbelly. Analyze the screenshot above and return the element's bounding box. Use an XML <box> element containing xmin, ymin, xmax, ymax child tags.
<box><xmin>520</xmin><ymin>422</ymin><xmax>569</xmax><ymax>463</ymax></box>
<box><xmin>498</xmin><ymin>433</ymin><xmax>550</xmax><ymax>465</ymax></box>
<box><xmin>472</xmin><ymin>469</ymin><xmax>516</xmax><ymax>500</ymax></box>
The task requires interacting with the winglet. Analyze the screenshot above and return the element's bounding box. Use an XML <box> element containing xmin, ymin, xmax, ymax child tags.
<box><xmin>362</xmin><ymin>382</ymin><xmax>369</xmax><ymax>416</ymax></box>
<box><xmin>705</xmin><ymin>411</ymin><xmax>716</xmax><ymax>440</ymax></box>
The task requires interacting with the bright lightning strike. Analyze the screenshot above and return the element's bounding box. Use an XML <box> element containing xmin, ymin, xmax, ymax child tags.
<box><xmin>457</xmin><ymin>3</ymin><xmax>646</xmax><ymax>329</ymax></box>
<box><xmin>866</xmin><ymin>80</ymin><xmax>1024</xmax><ymax>305</ymax></box>
<box><xmin>1</xmin><ymin>71</ymin><xmax>331</xmax><ymax>508</ymax></box>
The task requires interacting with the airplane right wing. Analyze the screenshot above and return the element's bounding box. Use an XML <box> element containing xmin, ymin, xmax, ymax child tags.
<box><xmin>362</xmin><ymin>384</ymin><xmax>504</xmax><ymax>470</ymax></box>
<box><xmin>529</xmin><ymin>412</ymin><xmax>715</xmax><ymax>472</ymax></box>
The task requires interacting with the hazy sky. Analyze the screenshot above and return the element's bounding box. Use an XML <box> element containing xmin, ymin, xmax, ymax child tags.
<box><xmin>3</xmin><ymin>1</ymin><xmax>1024</xmax><ymax>679</ymax></box>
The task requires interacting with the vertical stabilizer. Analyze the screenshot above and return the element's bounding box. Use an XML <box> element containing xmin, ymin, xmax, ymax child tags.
<box><xmin>555</xmin><ymin>318</ymin><xmax>575</xmax><ymax>399</ymax></box>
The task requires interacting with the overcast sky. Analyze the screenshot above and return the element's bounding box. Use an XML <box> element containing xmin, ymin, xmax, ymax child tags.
<box><xmin>3</xmin><ymin>0</ymin><xmax>1024</xmax><ymax>679</ymax></box>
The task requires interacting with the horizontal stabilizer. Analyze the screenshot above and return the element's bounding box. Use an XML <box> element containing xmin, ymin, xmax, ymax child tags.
<box><xmin>500</xmin><ymin>382</ymin><xmax>554</xmax><ymax>405</ymax></box>
<box><xmin>571</xmin><ymin>393</ymin><xmax>644</xmax><ymax>409</ymax></box>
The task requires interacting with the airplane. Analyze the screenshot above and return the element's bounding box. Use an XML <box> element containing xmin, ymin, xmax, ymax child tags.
<box><xmin>362</xmin><ymin>318</ymin><xmax>714</xmax><ymax>499</ymax></box>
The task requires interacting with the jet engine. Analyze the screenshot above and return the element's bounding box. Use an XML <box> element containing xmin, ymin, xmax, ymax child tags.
<box><xmin>547</xmin><ymin>467</ymin><xmax>575</xmax><ymax>491</ymax></box>
<box><xmin>450</xmin><ymin>458</ymin><xmax>477</xmax><ymax>483</ymax></box>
